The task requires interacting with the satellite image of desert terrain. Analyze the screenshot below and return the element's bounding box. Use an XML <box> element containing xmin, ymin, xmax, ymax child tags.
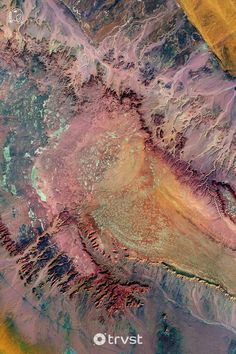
<box><xmin>0</xmin><ymin>0</ymin><xmax>236</xmax><ymax>353</ymax></box>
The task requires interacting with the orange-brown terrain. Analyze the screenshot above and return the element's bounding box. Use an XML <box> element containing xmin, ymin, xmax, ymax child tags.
<box><xmin>178</xmin><ymin>0</ymin><xmax>236</xmax><ymax>74</ymax></box>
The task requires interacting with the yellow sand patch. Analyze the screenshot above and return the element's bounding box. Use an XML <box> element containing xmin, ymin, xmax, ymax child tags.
<box><xmin>0</xmin><ymin>318</ymin><xmax>54</xmax><ymax>354</ymax></box>
<box><xmin>178</xmin><ymin>0</ymin><xmax>236</xmax><ymax>75</ymax></box>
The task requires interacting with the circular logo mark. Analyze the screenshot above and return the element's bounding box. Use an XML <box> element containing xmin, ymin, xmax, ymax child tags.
<box><xmin>93</xmin><ymin>333</ymin><xmax>106</xmax><ymax>346</ymax></box>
